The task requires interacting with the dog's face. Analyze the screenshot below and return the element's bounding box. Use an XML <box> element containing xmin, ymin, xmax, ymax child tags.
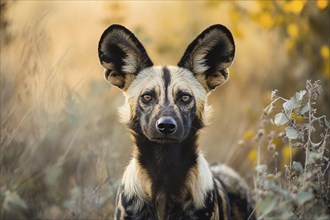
<box><xmin>98</xmin><ymin>24</ymin><xmax>235</xmax><ymax>144</ymax></box>
<box><xmin>127</xmin><ymin>66</ymin><xmax>206</xmax><ymax>143</ymax></box>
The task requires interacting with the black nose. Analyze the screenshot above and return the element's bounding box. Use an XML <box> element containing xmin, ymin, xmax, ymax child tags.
<box><xmin>156</xmin><ymin>117</ymin><xmax>177</xmax><ymax>134</ymax></box>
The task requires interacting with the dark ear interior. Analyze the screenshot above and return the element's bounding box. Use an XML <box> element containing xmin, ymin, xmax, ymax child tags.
<box><xmin>178</xmin><ymin>24</ymin><xmax>235</xmax><ymax>91</ymax></box>
<box><xmin>98</xmin><ymin>24</ymin><xmax>153</xmax><ymax>90</ymax></box>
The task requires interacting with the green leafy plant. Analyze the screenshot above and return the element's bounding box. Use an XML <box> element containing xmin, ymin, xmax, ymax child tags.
<box><xmin>253</xmin><ymin>80</ymin><xmax>329</xmax><ymax>219</ymax></box>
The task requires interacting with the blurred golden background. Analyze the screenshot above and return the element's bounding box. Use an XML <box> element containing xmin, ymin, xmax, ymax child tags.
<box><xmin>1</xmin><ymin>1</ymin><xmax>329</xmax><ymax>219</ymax></box>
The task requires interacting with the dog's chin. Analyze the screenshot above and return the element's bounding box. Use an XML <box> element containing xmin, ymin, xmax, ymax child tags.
<box><xmin>150</xmin><ymin>137</ymin><xmax>180</xmax><ymax>144</ymax></box>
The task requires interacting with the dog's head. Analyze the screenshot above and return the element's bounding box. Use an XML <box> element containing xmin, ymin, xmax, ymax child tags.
<box><xmin>98</xmin><ymin>24</ymin><xmax>235</xmax><ymax>144</ymax></box>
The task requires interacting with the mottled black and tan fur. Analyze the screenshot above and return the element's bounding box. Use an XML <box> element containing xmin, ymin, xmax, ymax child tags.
<box><xmin>98</xmin><ymin>24</ymin><xmax>255</xmax><ymax>220</ymax></box>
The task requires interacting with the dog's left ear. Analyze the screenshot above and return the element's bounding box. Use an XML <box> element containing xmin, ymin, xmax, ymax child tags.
<box><xmin>178</xmin><ymin>24</ymin><xmax>235</xmax><ymax>92</ymax></box>
<box><xmin>98</xmin><ymin>24</ymin><xmax>153</xmax><ymax>90</ymax></box>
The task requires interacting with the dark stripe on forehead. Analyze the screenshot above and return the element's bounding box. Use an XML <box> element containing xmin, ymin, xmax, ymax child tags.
<box><xmin>163</xmin><ymin>66</ymin><xmax>171</xmax><ymax>88</ymax></box>
<box><xmin>162</xmin><ymin>66</ymin><xmax>171</xmax><ymax>103</ymax></box>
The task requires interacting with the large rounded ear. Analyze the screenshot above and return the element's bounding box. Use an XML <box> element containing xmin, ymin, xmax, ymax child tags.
<box><xmin>98</xmin><ymin>24</ymin><xmax>153</xmax><ymax>90</ymax></box>
<box><xmin>178</xmin><ymin>24</ymin><xmax>235</xmax><ymax>92</ymax></box>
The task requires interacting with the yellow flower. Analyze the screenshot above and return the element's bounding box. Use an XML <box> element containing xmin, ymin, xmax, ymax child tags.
<box><xmin>316</xmin><ymin>0</ymin><xmax>328</xmax><ymax>10</ymax></box>
<box><xmin>287</xmin><ymin>23</ymin><xmax>299</xmax><ymax>39</ymax></box>
<box><xmin>283</xmin><ymin>1</ymin><xmax>305</xmax><ymax>14</ymax></box>
<box><xmin>320</xmin><ymin>45</ymin><xmax>329</xmax><ymax>59</ymax></box>
<box><xmin>248</xmin><ymin>149</ymin><xmax>258</xmax><ymax>165</ymax></box>
<box><xmin>243</xmin><ymin>130</ymin><xmax>255</xmax><ymax>141</ymax></box>
<box><xmin>259</xmin><ymin>12</ymin><xmax>274</xmax><ymax>29</ymax></box>
<box><xmin>281</xmin><ymin>144</ymin><xmax>299</xmax><ymax>167</ymax></box>
<box><xmin>320</xmin><ymin>45</ymin><xmax>330</xmax><ymax>78</ymax></box>
<box><xmin>282</xmin><ymin>144</ymin><xmax>291</xmax><ymax>166</ymax></box>
<box><xmin>291</xmin><ymin>113</ymin><xmax>305</xmax><ymax>123</ymax></box>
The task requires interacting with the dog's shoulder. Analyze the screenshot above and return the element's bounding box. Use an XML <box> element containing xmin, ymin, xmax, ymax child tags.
<box><xmin>114</xmin><ymin>184</ymin><xmax>157</xmax><ymax>220</ymax></box>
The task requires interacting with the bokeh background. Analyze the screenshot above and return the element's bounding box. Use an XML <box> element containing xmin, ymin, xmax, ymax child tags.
<box><xmin>1</xmin><ymin>1</ymin><xmax>329</xmax><ymax>219</ymax></box>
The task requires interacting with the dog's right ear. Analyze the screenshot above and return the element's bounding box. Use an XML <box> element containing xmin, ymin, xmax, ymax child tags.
<box><xmin>98</xmin><ymin>24</ymin><xmax>153</xmax><ymax>90</ymax></box>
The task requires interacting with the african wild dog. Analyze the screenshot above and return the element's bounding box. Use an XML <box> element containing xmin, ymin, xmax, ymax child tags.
<box><xmin>98</xmin><ymin>24</ymin><xmax>255</xmax><ymax>220</ymax></box>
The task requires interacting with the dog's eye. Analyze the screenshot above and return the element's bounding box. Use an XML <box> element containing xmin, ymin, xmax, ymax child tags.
<box><xmin>181</xmin><ymin>95</ymin><xmax>191</xmax><ymax>103</ymax></box>
<box><xmin>142</xmin><ymin>94</ymin><xmax>153</xmax><ymax>102</ymax></box>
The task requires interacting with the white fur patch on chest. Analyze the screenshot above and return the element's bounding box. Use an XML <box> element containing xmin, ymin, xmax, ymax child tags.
<box><xmin>186</xmin><ymin>154</ymin><xmax>214</xmax><ymax>209</ymax></box>
<box><xmin>122</xmin><ymin>158</ymin><xmax>152</xmax><ymax>212</ymax></box>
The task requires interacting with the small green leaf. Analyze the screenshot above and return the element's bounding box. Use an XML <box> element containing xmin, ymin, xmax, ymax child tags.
<box><xmin>292</xmin><ymin>161</ymin><xmax>304</xmax><ymax>174</ymax></box>
<box><xmin>295</xmin><ymin>90</ymin><xmax>306</xmax><ymax>101</ymax></box>
<box><xmin>274</xmin><ymin>112</ymin><xmax>289</xmax><ymax>126</ymax></box>
<box><xmin>295</xmin><ymin>191</ymin><xmax>314</xmax><ymax>206</ymax></box>
<box><xmin>3</xmin><ymin>190</ymin><xmax>28</xmax><ymax>210</ymax></box>
<box><xmin>255</xmin><ymin>164</ymin><xmax>267</xmax><ymax>173</ymax></box>
<box><xmin>256</xmin><ymin>199</ymin><xmax>277</xmax><ymax>218</ymax></box>
<box><xmin>285</xmin><ymin>127</ymin><xmax>299</xmax><ymax>139</ymax></box>
<box><xmin>307</xmin><ymin>152</ymin><xmax>322</xmax><ymax>163</ymax></box>
<box><xmin>300</xmin><ymin>103</ymin><xmax>310</xmax><ymax>115</ymax></box>
<box><xmin>316</xmin><ymin>84</ymin><xmax>323</xmax><ymax>95</ymax></box>
<box><xmin>283</xmin><ymin>97</ymin><xmax>300</xmax><ymax>111</ymax></box>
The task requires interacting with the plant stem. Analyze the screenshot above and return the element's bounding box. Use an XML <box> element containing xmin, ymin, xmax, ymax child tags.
<box><xmin>304</xmin><ymin>81</ymin><xmax>313</xmax><ymax>181</ymax></box>
<box><xmin>264</xmin><ymin>97</ymin><xmax>287</xmax><ymax>113</ymax></box>
<box><xmin>257</xmin><ymin>143</ymin><xmax>261</xmax><ymax>188</ymax></box>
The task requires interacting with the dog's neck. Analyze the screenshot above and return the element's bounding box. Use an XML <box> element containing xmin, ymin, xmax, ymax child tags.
<box><xmin>122</xmin><ymin>120</ymin><xmax>214</xmax><ymax>215</ymax></box>
<box><xmin>135</xmin><ymin>131</ymin><xmax>199</xmax><ymax>199</ymax></box>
